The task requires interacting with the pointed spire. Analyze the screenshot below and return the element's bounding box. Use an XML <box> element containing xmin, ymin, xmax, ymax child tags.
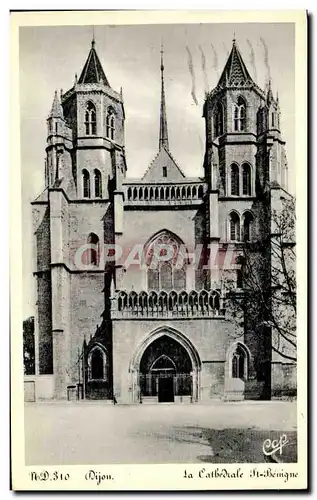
<box><xmin>49</xmin><ymin>90</ymin><xmax>63</xmax><ymax>119</ymax></box>
<box><xmin>159</xmin><ymin>44</ymin><xmax>169</xmax><ymax>151</ymax></box>
<box><xmin>216</xmin><ymin>38</ymin><xmax>255</xmax><ymax>88</ymax></box>
<box><xmin>267</xmin><ymin>79</ymin><xmax>273</xmax><ymax>104</ymax></box>
<box><xmin>78</xmin><ymin>39</ymin><xmax>110</xmax><ymax>86</ymax></box>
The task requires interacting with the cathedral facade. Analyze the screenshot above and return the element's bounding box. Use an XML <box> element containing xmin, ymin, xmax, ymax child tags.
<box><xmin>31</xmin><ymin>38</ymin><xmax>295</xmax><ymax>403</ymax></box>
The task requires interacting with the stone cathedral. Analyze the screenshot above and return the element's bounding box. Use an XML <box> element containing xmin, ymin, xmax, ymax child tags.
<box><xmin>31</xmin><ymin>38</ymin><xmax>295</xmax><ymax>403</ymax></box>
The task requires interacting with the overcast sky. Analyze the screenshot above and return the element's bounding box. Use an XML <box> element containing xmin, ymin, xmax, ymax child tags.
<box><xmin>20</xmin><ymin>22</ymin><xmax>295</xmax><ymax>318</ymax></box>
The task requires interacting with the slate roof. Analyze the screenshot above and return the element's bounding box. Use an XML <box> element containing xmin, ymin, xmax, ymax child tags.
<box><xmin>216</xmin><ymin>40</ymin><xmax>255</xmax><ymax>88</ymax></box>
<box><xmin>78</xmin><ymin>40</ymin><xmax>110</xmax><ymax>86</ymax></box>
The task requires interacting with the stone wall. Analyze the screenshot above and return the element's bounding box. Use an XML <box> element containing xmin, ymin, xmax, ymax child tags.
<box><xmin>112</xmin><ymin>318</ymin><xmax>244</xmax><ymax>403</ymax></box>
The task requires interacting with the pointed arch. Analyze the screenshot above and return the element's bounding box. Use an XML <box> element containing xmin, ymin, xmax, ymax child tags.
<box><xmin>129</xmin><ymin>325</ymin><xmax>201</xmax><ymax>373</ymax></box>
<box><xmin>87</xmin><ymin>344</ymin><xmax>107</xmax><ymax>381</ymax></box>
<box><xmin>242</xmin><ymin>162</ymin><xmax>251</xmax><ymax>196</ymax></box>
<box><xmin>233</xmin><ymin>96</ymin><xmax>246</xmax><ymax>132</ymax></box>
<box><xmin>82</xmin><ymin>169</ymin><xmax>91</xmax><ymax>198</ymax></box>
<box><xmin>230</xmin><ymin>163</ymin><xmax>240</xmax><ymax>196</ymax></box>
<box><xmin>144</xmin><ymin>229</ymin><xmax>188</xmax><ymax>292</ymax></box>
<box><xmin>94</xmin><ymin>169</ymin><xmax>102</xmax><ymax>198</ymax></box>
<box><xmin>144</xmin><ymin>229</ymin><xmax>186</xmax><ymax>255</ymax></box>
<box><xmin>106</xmin><ymin>106</ymin><xmax>115</xmax><ymax>140</ymax></box>
<box><xmin>227</xmin><ymin>341</ymin><xmax>251</xmax><ymax>380</ymax></box>
<box><xmin>85</xmin><ymin>101</ymin><xmax>97</xmax><ymax>135</ymax></box>
<box><xmin>228</xmin><ymin>210</ymin><xmax>241</xmax><ymax>241</ymax></box>
<box><xmin>150</xmin><ymin>354</ymin><xmax>177</xmax><ymax>372</ymax></box>
<box><xmin>243</xmin><ymin>210</ymin><xmax>254</xmax><ymax>241</ymax></box>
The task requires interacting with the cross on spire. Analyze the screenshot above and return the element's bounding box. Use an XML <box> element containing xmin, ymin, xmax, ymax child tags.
<box><xmin>159</xmin><ymin>44</ymin><xmax>169</xmax><ymax>151</ymax></box>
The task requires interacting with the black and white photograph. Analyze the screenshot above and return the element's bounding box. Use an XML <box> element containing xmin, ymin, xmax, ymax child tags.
<box><xmin>10</xmin><ymin>10</ymin><xmax>307</xmax><ymax>491</ymax></box>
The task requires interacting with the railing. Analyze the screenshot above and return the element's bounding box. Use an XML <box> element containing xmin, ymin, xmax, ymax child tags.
<box><xmin>124</xmin><ymin>182</ymin><xmax>207</xmax><ymax>204</ymax></box>
<box><xmin>111</xmin><ymin>289</ymin><xmax>225</xmax><ymax>318</ymax></box>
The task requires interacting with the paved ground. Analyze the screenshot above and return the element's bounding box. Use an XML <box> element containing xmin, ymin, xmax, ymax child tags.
<box><xmin>24</xmin><ymin>401</ymin><xmax>297</xmax><ymax>465</ymax></box>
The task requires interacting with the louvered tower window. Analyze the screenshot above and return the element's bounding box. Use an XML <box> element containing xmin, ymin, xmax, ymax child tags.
<box><xmin>85</xmin><ymin>101</ymin><xmax>97</xmax><ymax>135</ymax></box>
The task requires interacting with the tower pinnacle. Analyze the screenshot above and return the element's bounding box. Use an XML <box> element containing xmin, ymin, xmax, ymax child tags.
<box><xmin>49</xmin><ymin>90</ymin><xmax>63</xmax><ymax>119</ymax></box>
<box><xmin>159</xmin><ymin>44</ymin><xmax>169</xmax><ymax>151</ymax></box>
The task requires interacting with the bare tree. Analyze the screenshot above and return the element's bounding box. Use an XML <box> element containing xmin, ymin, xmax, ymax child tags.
<box><xmin>224</xmin><ymin>196</ymin><xmax>296</xmax><ymax>363</ymax></box>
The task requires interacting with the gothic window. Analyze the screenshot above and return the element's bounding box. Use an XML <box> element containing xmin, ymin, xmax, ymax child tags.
<box><xmin>231</xmin><ymin>345</ymin><xmax>248</xmax><ymax>379</ymax></box>
<box><xmin>106</xmin><ymin>108</ymin><xmax>115</xmax><ymax>140</ymax></box>
<box><xmin>233</xmin><ymin>96</ymin><xmax>246</xmax><ymax>132</ymax></box>
<box><xmin>242</xmin><ymin>163</ymin><xmax>251</xmax><ymax>196</ymax></box>
<box><xmin>162</xmin><ymin>166</ymin><xmax>167</xmax><ymax>178</ymax></box>
<box><xmin>272</xmin><ymin>112</ymin><xmax>275</xmax><ymax>128</ymax></box>
<box><xmin>87</xmin><ymin>233</ymin><xmax>99</xmax><ymax>266</ymax></box>
<box><xmin>85</xmin><ymin>101</ymin><xmax>97</xmax><ymax>135</ymax></box>
<box><xmin>94</xmin><ymin>169</ymin><xmax>102</xmax><ymax>198</ymax></box>
<box><xmin>243</xmin><ymin>211</ymin><xmax>254</xmax><ymax>241</ymax></box>
<box><xmin>213</xmin><ymin>102</ymin><xmax>224</xmax><ymax>138</ymax></box>
<box><xmin>160</xmin><ymin>262</ymin><xmax>173</xmax><ymax>290</ymax></box>
<box><xmin>148</xmin><ymin>268</ymin><xmax>159</xmax><ymax>290</ymax></box>
<box><xmin>145</xmin><ymin>231</ymin><xmax>187</xmax><ymax>291</ymax></box>
<box><xmin>174</xmin><ymin>267</ymin><xmax>186</xmax><ymax>291</ymax></box>
<box><xmin>229</xmin><ymin>212</ymin><xmax>241</xmax><ymax>241</ymax></box>
<box><xmin>82</xmin><ymin>169</ymin><xmax>91</xmax><ymax>198</ymax></box>
<box><xmin>88</xmin><ymin>346</ymin><xmax>107</xmax><ymax>381</ymax></box>
<box><xmin>230</xmin><ymin>163</ymin><xmax>240</xmax><ymax>196</ymax></box>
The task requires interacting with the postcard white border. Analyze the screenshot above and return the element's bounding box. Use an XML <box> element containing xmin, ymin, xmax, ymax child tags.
<box><xmin>10</xmin><ymin>9</ymin><xmax>307</xmax><ymax>491</ymax></box>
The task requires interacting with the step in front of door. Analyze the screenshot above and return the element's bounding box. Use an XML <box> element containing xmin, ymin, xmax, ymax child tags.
<box><xmin>141</xmin><ymin>396</ymin><xmax>159</xmax><ymax>404</ymax></box>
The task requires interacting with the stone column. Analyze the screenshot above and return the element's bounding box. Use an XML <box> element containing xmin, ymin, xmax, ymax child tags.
<box><xmin>131</xmin><ymin>369</ymin><xmax>139</xmax><ymax>403</ymax></box>
<box><xmin>52</xmin><ymin>329</ymin><xmax>67</xmax><ymax>399</ymax></box>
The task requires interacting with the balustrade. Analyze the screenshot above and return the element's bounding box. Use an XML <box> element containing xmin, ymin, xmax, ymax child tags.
<box><xmin>112</xmin><ymin>289</ymin><xmax>225</xmax><ymax>318</ymax></box>
<box><xmin>125</xmin><ymin>183</ymin><xmax>206</xmax><ymax>203</ymax></box>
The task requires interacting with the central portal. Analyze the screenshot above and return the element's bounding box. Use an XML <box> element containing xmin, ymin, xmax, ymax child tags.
<box><xmin>158</xmin><ymin>375</ymin><xmax>174</xmax><ymax>402</ymax></box>
<box><xmin>139</xmin><ymin>334</ymin><xmax>192</xmax><ymax>403</ymax></box>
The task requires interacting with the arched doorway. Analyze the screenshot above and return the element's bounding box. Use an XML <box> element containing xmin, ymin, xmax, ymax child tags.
<box><xmin>140</xmin><ymin>336</ymin><xmax>192</xmax><ymax>403</ymax></box>
<box><xmin>130</xmin><ymin>327</ymin><xmax>201</xmax><ymax>404</ymax></box>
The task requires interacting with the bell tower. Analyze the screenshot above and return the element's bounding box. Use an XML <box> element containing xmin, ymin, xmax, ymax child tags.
<box><xmin>203</xmin><ymin>38</ymin><xmax>265</xmax><ymax>198</ymax></box>
<box><xmin>60</xmin><ymin>39</ymin><xmax>126</xmax><ymax>199</ymax></box>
